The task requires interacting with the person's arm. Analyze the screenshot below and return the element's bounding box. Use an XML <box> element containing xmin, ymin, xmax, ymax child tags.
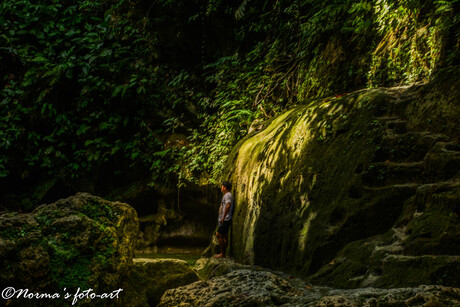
<box><xmin>220</xmin><ymin>202</ymin><xmax>231</xmax><ymax>224</ymax></box>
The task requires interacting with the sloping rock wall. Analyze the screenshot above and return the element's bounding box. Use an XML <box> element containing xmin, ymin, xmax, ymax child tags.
<box><xmin>224</xmin><ymin>68</ymin><xmax>460</xmax><ymax>288</ymax></box>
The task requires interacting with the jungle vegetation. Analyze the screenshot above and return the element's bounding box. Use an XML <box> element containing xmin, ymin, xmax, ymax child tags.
<box><xmin>0</xmin><ymin>0</ymin><xmax>458</xmax><ymax>209</ymax></box>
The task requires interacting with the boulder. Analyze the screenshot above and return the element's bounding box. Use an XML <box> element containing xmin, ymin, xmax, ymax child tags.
<box><xmin>158</xmin><ymin>269</ymin><xmax>304</xmax><ymax>306</ymax></box>
<box><xmin>0</xmin><ymin>193</ymin><xmax>138</xmax><ymax>305</ymax></box>
<box><xmin>122</xmin><ymin>258</ymin><xmax>199</xmax><ymax>307</ymax></box>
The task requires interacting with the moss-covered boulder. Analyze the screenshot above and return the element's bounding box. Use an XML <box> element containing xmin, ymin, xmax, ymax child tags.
<box><xmin>122</xmin><ymin>258</ymin><xmax>199</xmax><ymax>307</ymax></box>
<box><xmin>0</xmin><ymin>193</ymin><xmax>138</xmax><ymax>305</ymax></box>
<box><xmin>223</xmin><ymin>68</ymin><xmax>460</xmax><ymax>287</ymax></box>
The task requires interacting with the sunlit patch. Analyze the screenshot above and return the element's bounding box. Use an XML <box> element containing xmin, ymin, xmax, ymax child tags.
<box><xmin>298</xmin><ymin>211</ymin><xmax>317</xmax><ymax>252</ymax></box>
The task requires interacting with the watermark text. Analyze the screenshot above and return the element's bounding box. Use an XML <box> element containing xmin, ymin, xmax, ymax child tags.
<box><xmin>1</xmin><ymin>287</ymin><xmax>123</xmax><ymax>305</ymax></box>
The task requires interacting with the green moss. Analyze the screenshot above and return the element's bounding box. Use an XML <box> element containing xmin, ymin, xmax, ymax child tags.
<box><xmin>35</xmin><ymin>210</ymin><xmax>65</xmax><ymax>226</ymax></box>
<box><xmin>42</xmin><ymin>235</ymin><xmax>90</xmax><ymax>290</ymax></box>
<box><xmin>32</xmin><ymin>202</ymin><xmax>119</xmax><ymax>291</ymax></box>
<box><xmin>82</xmin><ymin>199</ymin><xmax>117</xmax><ymax>225</ymax></box>
<box><xmin>0</xmin><ymin>224</ymin><xmax>37</xmax><ymax>241</ymax></box>
<box><xmin>95</xmin><ymin>236</ymin><xmax>116</xmax><ymax>267</ymax></box>
<box><xmin>43</xmin><ymin>227</ymin><xmax>117</xmax><ymax>292</ymax></box>
<box><xmin>50</xmin><ymin>255</ymin><xmax>92</xmax><ymax>290</ymax></box>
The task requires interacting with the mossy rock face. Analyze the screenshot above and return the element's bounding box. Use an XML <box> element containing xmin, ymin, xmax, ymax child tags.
<box><xmin>225</xmin><ymin>89</ymin><xmax>396</xmax><ymax>272</ymax></box>
<box><xmin>224</xmin><ymin>68</ymin><xmax>460</xmax><ymax>288</ymax></box>
<box><xmin>122</xmin><ymin>258</ymin><xmax>199</xmax><ymax>307</ymax></box>
<box><xmin>0</xmin><ymin>193</ymin><xmax>139</xmax><ymax>304</ymax></box>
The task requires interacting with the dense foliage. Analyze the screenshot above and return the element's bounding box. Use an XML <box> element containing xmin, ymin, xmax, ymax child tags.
<box><xmin>0</xmin><ymin>0</ymin><xmax>165</xmax><ymax>183</ymax></box>
<box><xmin>1</xmin><ymin>0</ymin><xmax>458</xmax><ymax>207</ymax></box>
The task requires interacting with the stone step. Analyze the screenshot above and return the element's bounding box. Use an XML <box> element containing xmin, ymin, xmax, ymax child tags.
<box><xmin>415</xmin><ymin>179</ymin><xmax>460</xmax><ymax>192</ymax></box>
<box><xmin>412</xmin><ymin>180</ymin><xmax>460</xmax><ymax>210</ymax></box>
<box><xmin>373</xmin><ymin>95</ymin><xmax>415</xmax><ymax>117</ymax></box>
<box><xmin>429</xmin><ymin>141</ymin><xmax>460</xmax><ymax>153</ymax></box>
<box><xmin>375</xmin><ymin>180</ymin><xmax>460</xmax><ymax>202</ymax></box>
<box><xmin>374</xmin><ymin>226</ymin><xmax>408</xmax><ymax>254</ymax></box>
<box><xmin>383</xmin><ymin>254</ymin><xmax>460</xmax><ymax>262</ymax></box>
<box><xmin>374</xmin><ymin>116</ymin><xmax>399</xmax><ymax>121</ymax></box>
<box><xmin>373</xmin><ymin>254</ymin><xmax>460</xmax><ymax>287</ymax></box>
<box><xmin>361</xmin><ymin>183</ymin><xmax>420</xmax><ymax>199</ymax></box>
<box><xmin>385</xmin><ymin>120</ymin><xmax>407</xmax><ymax>134</ymax></box>
<box><xmin>347</xmin><ymin>183</ymin><xmax>418</xmax><ymax>204</ymax></box>
<box><xmin>389</xmin><ymin>97</ymin><xmax>416</xmax><ymax>115</ymax></box>
<box><xmin>363</xmin><ymin>182</ymin><xmax>420</xmax><ymax>190</ymax></box>
<box><xmin>445</xmin><ymin>142</ymin><xmax>460</xmax><ymax>152</ymax></box>
<box><xmin>373</xmin><ymin>132</ymin><xmax>450</xmax><ymax>163</ymax></box>
<box><xmin>424</xmin><ymin>148</ymin><xmax>460</xmax><ymax>182</ymax></box>
<box><xmin>363</xmin><ymin>161</ymin><xmax>425</xmax><ymax>187</ymax></box>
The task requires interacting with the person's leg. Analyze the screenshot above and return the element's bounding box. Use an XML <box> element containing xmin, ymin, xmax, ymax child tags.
<box><xmin>214</xmin><ymin>222</ymin><xmax>230</xmax><ymax>258</ymax></box>
<box><xmin>221</xmin><ymin>232</ymin><xmax>228</xmax><ymax>256</ymax></box>
<box><xmin>214</xmin><ymin>230</ymin><xmax>225</xmax><ymax>258</ymax></box>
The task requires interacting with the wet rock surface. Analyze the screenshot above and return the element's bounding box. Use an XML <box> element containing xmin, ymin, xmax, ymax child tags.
<box><xmin>159</xmin><ymin>266</ymin><xmax>460</xmax><ymax>306</ymax></box>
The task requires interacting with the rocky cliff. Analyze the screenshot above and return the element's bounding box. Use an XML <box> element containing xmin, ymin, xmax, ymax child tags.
<box><xmin>224</xmin><ymin>67</ymin><xmax>460</xmax><ymax>288</ymax></box>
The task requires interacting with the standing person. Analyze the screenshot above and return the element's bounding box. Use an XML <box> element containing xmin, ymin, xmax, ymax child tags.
<box><xmin>214</xmin><ymin>181</ymin><xmax>234</xmax><ymax>258</ymax></box>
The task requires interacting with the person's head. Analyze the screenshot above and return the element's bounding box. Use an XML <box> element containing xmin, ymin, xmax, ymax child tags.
<box><xmin>221</xmin><ymin>181</ymin><xmax>232</xmax><ymax>193</ymax></box>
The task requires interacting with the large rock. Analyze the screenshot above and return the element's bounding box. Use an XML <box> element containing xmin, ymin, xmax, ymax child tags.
<box><xmin>223</xmin><ymin>68</ymin><xmax>460</xmax><ymax>287</ymax></box>
<box><xmin>0</xmin><ymin>193</ymin><xmax>138</xmax><ymax>305</ymax></box>
<box><xmin>158</xmin><ymin>268</ymin><xmax>460</xmax><ymax>306</ymax></box>
<box><xmin>159</xmin><ymin>269</ymin><xmax>304</xmax><ymax>306</ymax></box>
<box><xmin>122</xmin><ymin>258</ymin><xmax>199</xmax><ymax>306</ymax></box>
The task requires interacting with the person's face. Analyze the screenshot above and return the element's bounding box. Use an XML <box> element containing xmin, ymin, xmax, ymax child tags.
<box><xmin>221</xmin><ymin>185</ymin><xmax>226</xmax><ymax>193</ymax></box>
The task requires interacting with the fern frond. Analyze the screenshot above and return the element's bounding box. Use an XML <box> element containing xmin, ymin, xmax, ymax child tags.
<box><xmin>235</xmin><ymin>0</ymin><xmax>249</xmax><ymax>20</ymax></box>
